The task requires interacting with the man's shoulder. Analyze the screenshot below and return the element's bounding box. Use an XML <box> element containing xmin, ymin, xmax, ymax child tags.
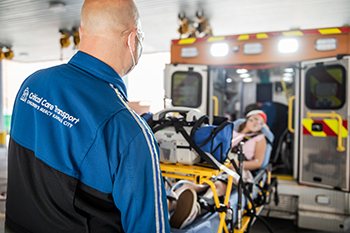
<box><xmin>107</xmin><ymin>107</ymin><xmax>150</xmax><ymax>137</ymax></box>
<box><xmin>24</xmin><ymin>63</ymin><xmax>75</xmax><ymax>85</ymax></box>
<box><xmin>33</xmin><ymin>63</ymin><xmax>69</xmax><ymax>74</ymax></box>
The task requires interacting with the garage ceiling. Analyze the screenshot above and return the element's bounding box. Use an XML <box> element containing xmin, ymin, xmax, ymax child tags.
<box><xmin>0</xmin><ymin>0</ymin><xmax>350</xmax><ymax>62</ymax></box>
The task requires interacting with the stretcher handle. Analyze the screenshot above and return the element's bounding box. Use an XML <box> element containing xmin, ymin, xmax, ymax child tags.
<box><xmin>307</xmin><ymin>111</ymin><xmax>345</xmax><ymax>152</ymax></box>
<box><xmin>288</xmin><ymin>96</ymin><xmax>295</xmax><ymax>133</ymax></box>
<box><xmin>152</xmin><ymin>107</ymin><xmax>204</xmax><ymax>122</ymax></box>
<box><xmin>212</xmin><ymin>96</ymin><xmax>219</xmax><ymax>116</ymax></box>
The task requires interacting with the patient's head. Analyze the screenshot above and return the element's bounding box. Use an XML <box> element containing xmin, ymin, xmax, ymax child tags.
<box><xmin>238</xmin><ymin>110</ymin><xmax>267</xmax><ymax>133</ymax></box>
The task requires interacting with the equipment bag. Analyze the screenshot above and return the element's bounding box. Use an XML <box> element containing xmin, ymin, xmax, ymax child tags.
<box><xmin>149</xmin><ymin>109</ymin><xmax>232</xmax><ymax>166</ymax></box>
<box><xmin>191</xmin><ymin>116</ymin><xmax>234</xmax><ymax>163</ymax></box>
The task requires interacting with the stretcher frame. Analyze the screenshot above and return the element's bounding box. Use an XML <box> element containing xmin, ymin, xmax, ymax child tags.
<box><xmin>161</xmin><ymin>162</ymin><xmax>273</xmax><ymax>233</ymax></box>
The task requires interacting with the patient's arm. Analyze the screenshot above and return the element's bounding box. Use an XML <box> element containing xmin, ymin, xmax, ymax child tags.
<box><xmin>242</xmin><ymin>137</ymin><xmax>266</xmax><ymax>171</ymax></box>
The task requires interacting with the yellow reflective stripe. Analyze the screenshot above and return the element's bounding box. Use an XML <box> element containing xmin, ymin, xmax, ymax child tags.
<box><xmin>318</xmin><ymin>28</ymin><xmax>342</xmax><ymax>34</ymax></box>
<box><xmin>282</xmin><ymin>31</ymin><xmax>303</xmax><ymax>36</ymax></box>
<box><xmin>326</xmin><ymin>68</ymin><xmax>343</xmax><ymax>84</ymax></box>
<box><xmin>310</xmin><ymin>76</ymin><xmax>319</xmax><ymax>95</ymax></box>
<box><xmin>257</xmin><ymin>33</ymin><xmax>269</xmax><ymax>39</ymax></box>
<box><xmin>311</xmin><ymin>131</ymin><xmax>327</xmax><ymax>137</ymax></box>
<box><xmin>238</xmin><ymin>34</ymin><xmax>249</xmax><ymax>40</ymax></box>
<box><xmin>324</xmin><ymin>119</ymin><xmax>348</xmax><ymax>138</ymax></box>
<box><xmin>178</xmin><ymin>38</ymin><xmax>196</xmax><ymax>44</ymax></box>
<box><xmin>303</xmin><ymin>119</ymin><xmax>327</xmax><ymax>137</ymax></box>
<box><xmin>328</xmin><ymin>96</ymin><xmax>341</xmax><ymax>106</ymax></box>
<box><xmin>207</xmin><ymin>36</ymin><xmax>225</xmax><ymax>42</ymax></box>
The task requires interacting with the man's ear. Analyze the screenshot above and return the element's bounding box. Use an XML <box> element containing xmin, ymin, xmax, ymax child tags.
<box><xmin>127</xmin><ymin>28</ymin><xmax>137</xmax><ymax>52</ymax></box>
<box><xmin>79</xmin><ymin>26</ymin><xmax>82</xmax><ymax>40</ymax></box>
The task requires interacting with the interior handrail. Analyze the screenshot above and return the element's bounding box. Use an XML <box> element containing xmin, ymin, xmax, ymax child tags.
<box><xmin>288</xmin><ymin>96</ymin><xmax>295</xmax><ymax>133</ymax></box>
<box><xmin>212</xmin><ymin>96</ymin><xmax>219</xmax><ymax>116</ymax></box>
<box><xmin>306</xmin><ymin>111</ymin><xmax>345</xmax><ymax>152</ymax></box>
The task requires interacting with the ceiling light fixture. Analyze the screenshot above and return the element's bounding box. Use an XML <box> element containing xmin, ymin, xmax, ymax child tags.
<box><xmin>242</xmin><ymin>77</ymin><xmax>253</xmax><ymax>83</ymax></box>
<box><xmin>239</xmin><ymin>73</ymin><xmax>250</xmax><ymax>78</ymax></box>
<box><xmin>49</xmin><ymin>1</ymin><xmax>67</xmax><ymax>13</ymax></box>
<box><xmin>284</xmin><ymin>68</ymin><xmax>294</xmax><ymax>73</ymax></box>
<box><xmin>226</xmin><ymin>78</ymin><xmax>233</xmax><ymax>83</ymax></box>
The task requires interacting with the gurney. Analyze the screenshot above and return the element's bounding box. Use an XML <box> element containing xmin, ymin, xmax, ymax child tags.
<box><xmin>147</xmin><ymin>108</ymin><xmax>277</xmax><ymax>233</ymax></box>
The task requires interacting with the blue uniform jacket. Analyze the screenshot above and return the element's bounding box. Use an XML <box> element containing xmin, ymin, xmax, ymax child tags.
<box><xmin>6</xmin><ymin>51</ymin><xmax>170</xmax><ymax>233</ymax></box>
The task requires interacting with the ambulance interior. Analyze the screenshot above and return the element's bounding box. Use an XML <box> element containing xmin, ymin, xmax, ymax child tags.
<box><xmin>212</xmin><ymin>65</ymin><xmax>294</xmax><ymax>175</ymax></box>
<box><xmin>159</xmin><ymin>64</ymin><xmax>296</xmax><ymax>232</ymax></box>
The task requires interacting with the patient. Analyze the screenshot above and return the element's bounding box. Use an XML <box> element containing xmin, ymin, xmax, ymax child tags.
<box><xmin>168</xmin><ymin>110</ymin><xmax>268</xmax><ymax>229</ymax></box>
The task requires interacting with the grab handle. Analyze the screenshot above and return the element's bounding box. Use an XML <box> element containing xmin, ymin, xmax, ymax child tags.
<box><xmin>307</xmin><ymin>111</ymin><xmax>345</xmax><ymax>152</ymax></box>
<box><xmin>212</xmin><ymin>96</ymin><xmax>219</xmax><ymax>116</ymax></box>
<box><xmin>288</xmin><ymin>96</ymin><xmax>295</xmax><ymax>133</ymax></box>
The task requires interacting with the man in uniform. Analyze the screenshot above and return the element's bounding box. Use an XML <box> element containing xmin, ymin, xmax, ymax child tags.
<box><xmin>5</xmin><ymin>1</ymin><xmax>170</xmax><ymax>232</ymax></box>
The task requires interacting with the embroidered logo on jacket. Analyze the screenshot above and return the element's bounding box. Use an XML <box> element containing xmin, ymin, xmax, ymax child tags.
<box><xmin>20</xmin><ymin>86</ymin><xmax>80</xmax><ymax>129</ymax></box>
<box><xmin>20</xmin><ymin>87</ymin><xmax>29</xmax><ymax>102</ymax></box>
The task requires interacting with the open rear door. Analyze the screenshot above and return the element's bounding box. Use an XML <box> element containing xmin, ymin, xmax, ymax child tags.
<box><xmin>299</xmin><ymin>57</ymin><xmax>349</xmax><ymax>191</ymax></box>
<box><xmin>164</xmin><ymin>64</ymin><xmax>213</xmax><ymax>121</ymax></box>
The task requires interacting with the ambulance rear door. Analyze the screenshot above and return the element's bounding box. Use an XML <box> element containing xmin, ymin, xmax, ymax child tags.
<box><xmin>299</xmin><ymin>57</ymin><xmax>349</xmax><ymax>191</ymax></box>
<box><xmin>164</xmin><ymin>64</ymin><xmax>212</xmax><ymax>120</ymax></box>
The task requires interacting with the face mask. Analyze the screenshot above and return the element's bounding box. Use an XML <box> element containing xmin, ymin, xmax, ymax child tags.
<box><xmin>125</xmin><ymin>28</ymin><xmax>144</xmax><ymax>75</ymax></box>
<box><xmin>247</xmin><ymin>118</ymin><xmax>263</xmax><ymax>132</ymax></box>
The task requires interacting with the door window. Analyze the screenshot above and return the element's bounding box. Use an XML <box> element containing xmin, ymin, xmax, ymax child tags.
<box><xmin>171</xmin><ymin>71</ymin><xmax>202</xmax><ymax>108</ymax></box>
<box><xmin>305</xmin><ymin>65</ymin><xmax>346</xmax><ymax>109</ymax></box>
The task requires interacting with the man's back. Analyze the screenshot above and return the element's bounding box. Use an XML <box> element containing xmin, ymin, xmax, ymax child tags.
<box><xmin>6</xmin><ymin>52</ymin><xmax>169</xmax><ymax>232</ymax></box>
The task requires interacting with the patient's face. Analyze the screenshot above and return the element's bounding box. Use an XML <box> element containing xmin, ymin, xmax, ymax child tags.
<box><xmin>246</xmin><ymin>114</ymin><xmax>264</xmax><ymax>132</ymax></box>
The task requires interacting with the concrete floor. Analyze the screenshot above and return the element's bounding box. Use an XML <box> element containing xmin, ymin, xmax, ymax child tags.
<box><xmin>0</xmin><ymin>147</ymin><xmax>7</xmax><ymax>233</ymax></box>
<box><xmin>250</xmin><ymin>216</ymin><xmax>350</xmax><ymax>233</ymax></box>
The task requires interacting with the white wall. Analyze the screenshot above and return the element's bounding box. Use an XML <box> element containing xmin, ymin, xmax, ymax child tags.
<box><xmin>2</xmin><ymin>59</ymin><xmax>67</xmax><ymax>116</ymax></box>
<box><xmin>126</xmin><ymin>52</ymin><xmax>170</xmax><ymax>113</ymax></box>
<box><xmin>2</xmin><ymin>52</ymin><xmax>170</xmax><ymax>117</ymax></box>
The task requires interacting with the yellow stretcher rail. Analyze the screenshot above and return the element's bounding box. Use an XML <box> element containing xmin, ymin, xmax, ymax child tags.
<box><xmin>160</xmin><ymin>163</ymin><xmax>231</xmax><ymax>233</ymax></box>
<box><xmin>306</xmin><ymin>111</ymin><xmax>345</xmax><ymax>152</ymax></box>
<box><xmin>160</xmin><ymin>162</ymin><xmax>269</xmax><ymax>233</ymax></box>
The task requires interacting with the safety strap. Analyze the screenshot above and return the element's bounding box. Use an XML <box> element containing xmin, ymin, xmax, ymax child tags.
<box><xmin>231</xmin><ymin>133</ymin><xmax>273</xmax><ymax>154</ymax></box>
<box><xmin>151</xmin><ymin>120</ymin><xmax>174</xmax><ymax>134</ymax></box>
<box><xmin>265</xmin><ymin>136</ymin><xmax>273</xmax><ymax>147</ymax></box>
<box><xmin>190</xmin><ymin>115</ymin><xmax>209</xmax><ymax>139</ymax></box>
<box><xmin>231</xmin><ymin>134</ymin><xmax>259</xmax><ymax>153</ymax></box>
<box><xmin>172</xmin><ymin>120</ymin><xmax>220</xmax><ymax>169</ymax></box>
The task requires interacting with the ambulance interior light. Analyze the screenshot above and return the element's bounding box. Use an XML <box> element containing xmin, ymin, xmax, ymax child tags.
<box><xmin>239</xmin><ymin>73</ymin><xmax>250</xmax><ymax>78</ymax></box>
<box><xmin>283</xmin><ymin>72</ymin><xmax>293</xmax><ymax>77</ymax></box>
<box><xmin>282</xmin><ymin>76</ymin><xmax>293</xmax><ymax>82</ymax></box>
<box><xmin>210</xmin><ymin>43</ymin><xmax>229</xmax><ymax>57</ymax></box>
<box><xmin>284</xmin><ymin>67</ymin><xmax>294</xmax><ymax>73</ymax></box>
<box><xmin>236</xmin><ymin>69</ymin><xmax>248</xmax><ymax>74</ymax></box>
<box><xmin>278</xmin><ymin>39</ymin><xmax>298</xmax><ymax>53</ymax></box>
<box><xmin>315</xmin><ymin>38</ymin><xmax>337</xmax><ymax>51</ymax></box>
<box><xmin>242</xmin><ymin>77</ymin><xmax>253</xmax><ymax>82</ymax></box>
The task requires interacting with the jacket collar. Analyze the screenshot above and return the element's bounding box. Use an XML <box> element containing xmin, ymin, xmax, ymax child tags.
<box><xmin>68</xmin><ymin>51</ymin><xmax>128</xmax><ymax>102</ymax></box>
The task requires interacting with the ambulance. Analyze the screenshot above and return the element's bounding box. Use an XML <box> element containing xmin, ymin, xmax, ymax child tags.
<box><xmin>163</xmin><ymin>27</ymin><xmax>350</xmax><ymax>232</ymax></box>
